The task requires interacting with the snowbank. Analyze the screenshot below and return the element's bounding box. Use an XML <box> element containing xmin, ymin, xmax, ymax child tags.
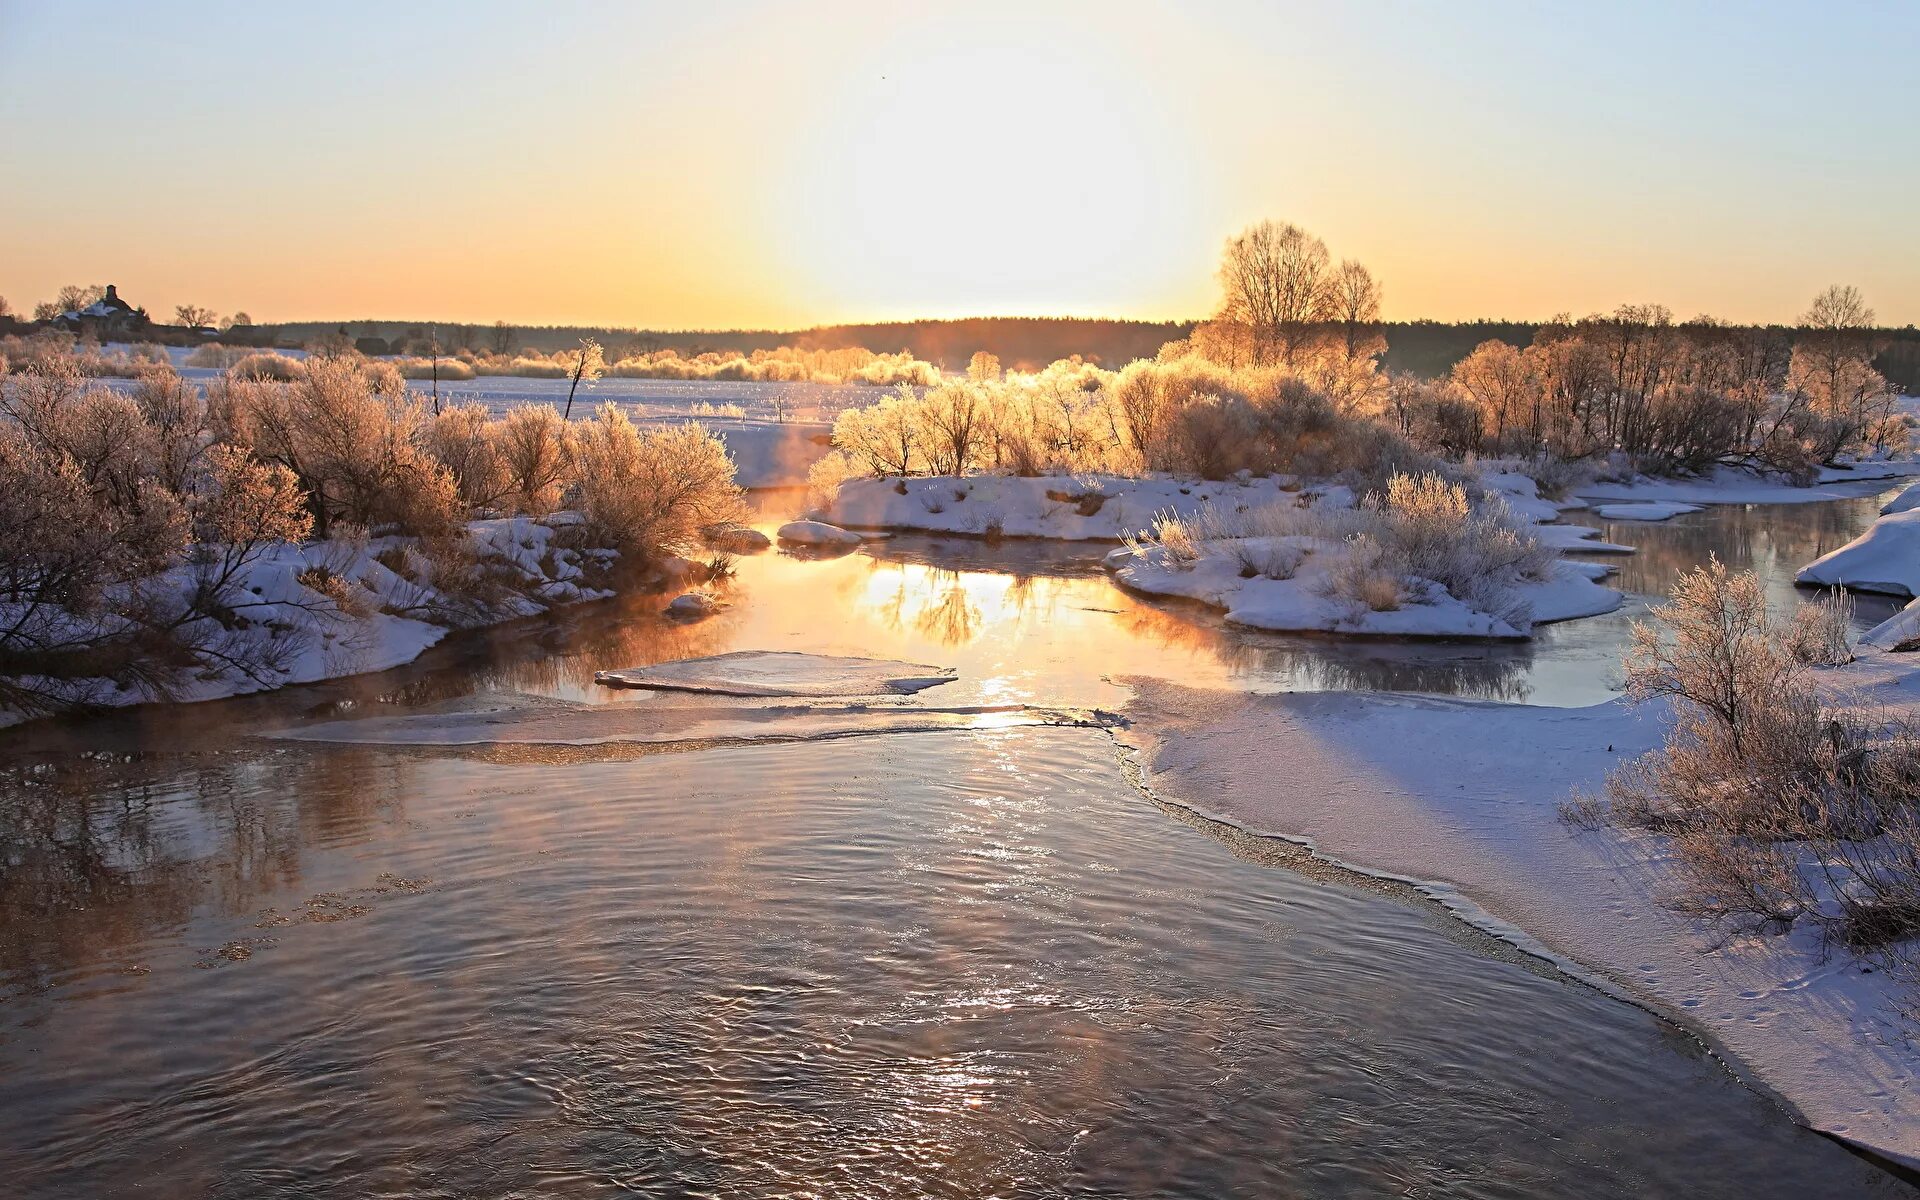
<box><xmin>1578</xmin><ymin>463</ymin><xmax>1920</xmax><ymax>508</ymax></box>
<box><xmin>1592</xmin><ymin>501</ymin><xmax>1703</xmax><ymax>521</ymax></box>
<box><xmin>1119</xmin><ymin>673</ymin><xmax>1920</xmax><ymax>1168</ymax></box>
<box><xmin>827</xmin><ymin>474</ymin><xmax>1303</xmax><ymax>541</ymax></box>
<box><xmin>1797</xmin><ymin>508</ymin><xmax>1920</xmax><ymax>597</ymax></box>
<box><xmin>1883</xmin><ymin>482</ymin><xmax>1920</xmax><ymax>516</ymax></box>
<box><xmin>1108</xmin><ymin>538</ymin><xmax>1620</xmax><ymax>639</ymax></box>
<box><xmin>0</xmin><ymin>516</ymin><xmax>617</xmax><ymax>727</ymax></box>
<box><xmin>777</xmin><ymin>519</ymin><xmax>865</xmax><ymax>548</ymax></box>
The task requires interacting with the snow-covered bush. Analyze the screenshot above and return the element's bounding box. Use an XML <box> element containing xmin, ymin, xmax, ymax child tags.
<box><xmin>219</xmin><ymin>356</ymin><xmax>461</xmax><ymax>538</ymax></box>
<box><xmin>495</xmin><ymin>403</ymin><xmax>570</xmax><ymax>515</ymax></box>
<box><xmin>185</xmin><ymin>343</ymin><xmax>261</xmax><ymax>370</ymax></box>
<box><xmin>1366</xmin><ymin>473</ymin><xmax>1552</xmax><ymax>628</ymax></box>
<box><xmin>1593</xmin><ymin>560</ymin><xmax>1920</xmax><ymax>963</ymax></box>
<box><xmin>395</xmin><ymin>356</ymin><xmax>477</xmax><ymax>381</ymax></box>
<box><xmin>227</xmin><ymin>352</ymin><xmax>303</xmax><ymax>382</ymax></box>
<box><xmin>566</xmin><ymin>404</ymin><xmax>744</xmax><ymax>557</ymax></box>
<box><xmin>427</xmin><ymin>403</ymin><xmax>512</xmax><ymax>510</ymax></box>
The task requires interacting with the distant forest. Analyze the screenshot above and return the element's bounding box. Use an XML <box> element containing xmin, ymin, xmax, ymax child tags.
<box><xmin>264</xmin><ymin>315</ymin><xmax>1920</xmax><ymax>390</ymax></box>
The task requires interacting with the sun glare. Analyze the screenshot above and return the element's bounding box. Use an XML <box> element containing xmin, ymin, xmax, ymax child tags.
<box><xmin>777</xmin><ymin>39</ymin><xmax>1213</xmax><ymax>320</ymax></box>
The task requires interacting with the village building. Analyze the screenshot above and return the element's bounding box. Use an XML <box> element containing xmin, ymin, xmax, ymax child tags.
<box><xmin>52</xmin><ymin>284</ymin><xmax>151</xmax><ymax>339</ymax></box>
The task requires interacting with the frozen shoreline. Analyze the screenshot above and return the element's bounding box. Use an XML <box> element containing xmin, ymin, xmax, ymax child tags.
<box><xmin>0</xmin><ymin>516</ymin><xmax>621</xmax><ymax>729</ymax></box>
<box><xmin>1115</xmin><ymin>670</ymin><xmax>1920</xmax><ymax>1169</ymax></box>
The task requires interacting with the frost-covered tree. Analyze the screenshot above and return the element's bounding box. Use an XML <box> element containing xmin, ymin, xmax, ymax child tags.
<box><xmin>561</xmin><ymin>337</ymin><xmax>605</xmax><ymax>420</ymax></box>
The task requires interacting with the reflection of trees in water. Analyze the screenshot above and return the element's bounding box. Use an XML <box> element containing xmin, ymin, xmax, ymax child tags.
<box><xmin>1111</xmin><ymin>600</ymin><xmax>1536</xmax><ymax>703</ymax></box>
<box><xmin>913</xmin><ymin>583</ymin><xmax>981</xmax><ymax>646</ymax></box>
<box><xmin>1566</xmin><ymin>492</ymin><xmax>1901</xmax><ymax>629</ymax></box>
<box><xmin>0</xmin><ymin>749</ymin><xmax>417</xmax><ymax>1005</ymax></box>
<box><xmin>861</xmin><ymin>536</ymin><xmax>1110</xmax><ymax>580</ymax></box>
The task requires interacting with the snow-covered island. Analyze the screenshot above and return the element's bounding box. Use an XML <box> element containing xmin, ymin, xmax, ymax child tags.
<box><xmin>829</xmin><ymin>468</ymin><xmax>1627</xmax><ymax>639</ymax></box>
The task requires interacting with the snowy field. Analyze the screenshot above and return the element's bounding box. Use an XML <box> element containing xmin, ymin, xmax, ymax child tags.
<box><xmin>102</xmin><ymin>354</ymin><xmax>854</xmax><ymax>488</ymax></box>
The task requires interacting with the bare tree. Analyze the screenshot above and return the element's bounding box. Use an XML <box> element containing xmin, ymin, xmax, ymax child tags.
<box><xmin>1788</xmin><ymin>285</ymin><xmax>1896</xmax><ymax>459</ymax></box>
<box><xmin>0</xmin><ymin>295</ymin><xmax>10</xmax><ymax>320</ymax></box>
<box><xmin>967</xmin><ymin>350</ymin><xmax>1002</xmax><ymax>382</ymax></box>
<box><xmin>561</xmin><ymin>337</ymin><xmax>605</xmax><ymax>420</ymax></box>
<box><xmin>1216</xmin><ymin>220</ymin><xmax>1335</xmax><ymax>367</ymax></box>
<box><xmin>52</xmin><ymin>285</ymin><xmax>105</xmax><ymax>315</ymax></box>
<box><xmin>229</xmin><ymin>311</ymin><xmax>253</xmax><ymax>328</ymax></box>
<box><xmin>175</xmin><ymin>304</ymin><xmax>220</xmax><ymax>330</ymax></box>
<box><xmin>1331</xmin><ymin>259</ymin><xmax>1384</xmax><ymax>364</ymax></box>
<box><xmin>490</xmin><ymin>321</ymin><xmax>515</xmax><ymax>355</ymax></box>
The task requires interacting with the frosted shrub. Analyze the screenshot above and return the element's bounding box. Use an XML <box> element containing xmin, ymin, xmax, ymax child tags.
<box><xmin>1590</xmin><ymin>561</ymin><xmax>1920</xmax><ymax>959</ymax></box>
<box><xmin>496</xmin><ymin>404</ymin><xmax>571</xmax><ymax>515</ymax></box>
<box><xmin>919</xmin><ymin>382</ymin><xmax>987</xmax><ymax>475</ymax></box>
<box><xmin>568</xmin><ymin>404</ymin><xmax>744</xmax><ymax>558</ymax></box>
<box><xmin>428</xmin><ymin>404</ymin><xmax>512</xmax><ymax>510</ymax></box>
<box><xmin>396</xmin><ymin>356</ymin><xmax>477</xmax><ymax>381</ymax></box>
<box><xmin>832</xmin><ymin>387</ymin><xmax>921</xmax><ymax>476</ymax></box>
<box><xmin>221</xmin><ymin>356</ymin><xmax>461</xmax><ymax>537</ymax></box>
<box><xmin>1324</xmin><ymin>535</ymin><xmax>1405</xmax><ymax>612</ymax></box>
<box><xmin>0</xmin><ymin>423</ymin><xmax>190</xmax><ymax>714</ymax></box>
<box><xmin>1231</xmin><ymin>541</ymin><xmax>1305</xmax><ymax>580</ymax></box>
<box><xmin>228</xmin><ymin>352</ymin><xmax>303</xmax><ymax>382</ymax></box>
<box><xmin>1367</xmin><ymin>473</ymin><xmax>1552</xmax><ymax>627</ymax></box>
<box><xmin>1787</xmin><ymin>588</ymin><xmax>1854</xmax><ymax>666</ymax></box>
<box><xmin>185</xmin><ymin>343</ymin><xmax>261</xmax><ymax>369</ymax></box>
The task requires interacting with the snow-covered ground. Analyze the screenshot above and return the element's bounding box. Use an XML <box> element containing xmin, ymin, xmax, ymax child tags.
<box><xmin>1106</xmin><ymin>541</ymin><xmax>1619</xmax><ymax>638</ymax></box>
<box><xmin>1577</xmin><ymin>462</ymin><xmax>1920</xmax><ymax>510</ymax></box>
<box><xmin>829</xmin><ymin>473</ymin><xmax>1303</xmax><ymax>541</ymax></box>
<box><xmin>1799</xmin><ymin>506</ymin><xmax>1920</xmax><ymax>597</ymax></box>
<box><xmin>0</xmin><ymin>517</ymin><xmax>617</xmax><ymax>728</ymax></box>
<box><xmin>1119</xmin><ymin>652</ymin><xmax>1920</xmax><ymax>1169</ymax></box>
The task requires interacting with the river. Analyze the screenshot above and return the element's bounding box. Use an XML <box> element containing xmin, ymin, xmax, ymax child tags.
<box><xmin>0</xmin><ymin>486</ymin><xmax>1910</xmax><ymax>1197</ymax></box>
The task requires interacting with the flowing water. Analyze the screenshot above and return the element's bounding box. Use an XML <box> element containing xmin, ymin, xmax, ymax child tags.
<box><xmin>0</xmin><ymin>486</ymin><xmax>1912</xmax><ymax>1197</ymax></box>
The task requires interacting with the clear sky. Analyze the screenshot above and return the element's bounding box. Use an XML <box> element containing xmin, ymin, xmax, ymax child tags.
<box><xmin>1</xmin><ymin>0</ymin><xmax>1914</xmax><ymax>329</ymax></box>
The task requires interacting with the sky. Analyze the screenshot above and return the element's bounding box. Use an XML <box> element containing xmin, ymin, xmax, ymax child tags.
<box><xmin>1</xmin><ymin>0</ymin><xmax>1915</xmax><ymax>330</ymax></box>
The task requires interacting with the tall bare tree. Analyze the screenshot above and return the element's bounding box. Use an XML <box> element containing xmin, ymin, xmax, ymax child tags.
<box><xmin>175</xmin><ymin>304</ymin><xmax>219</xmax><ymax>329</ymax></box>
<box><xmin>1216</xmin><ymin>220</ymin><xmax>1335</xmax><ymax>367</ymax></box>
<box><xmin>1331</xmin><ymin>259</ymin><xmax>1384</xmax><ymax>364</ymax></box>
<box><xmin>490</xmin><ymin>320</ymin><xmax>515</xmax><ymax>355</ymax></box>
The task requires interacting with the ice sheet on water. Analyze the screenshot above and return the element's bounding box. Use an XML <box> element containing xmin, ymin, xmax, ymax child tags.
<box><xmin>270</xmin><ymin>700</ymin><xmax>1096</xmax><ymax>749</ymax></box>
<box><xmin>594</xmin><ymin>650</ymin><xmax>957</xmax><ymax>697</ymax></box>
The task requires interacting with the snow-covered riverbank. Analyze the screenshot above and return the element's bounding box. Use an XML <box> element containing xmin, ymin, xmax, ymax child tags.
<box><xmin>0</xmin><ymin>517</ymin><xmax>621</xmax><ymax>728</ymax></box>
<box><xmin>1117</xmin><ymin>651</ymin><xmax>1920</xmax><ymax>1169</ymax></box>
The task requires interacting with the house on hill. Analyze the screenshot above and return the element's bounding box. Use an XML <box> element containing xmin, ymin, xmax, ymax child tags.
<box><xmin>53</xmin><ymin>284</ymin><xmax>151</xmax><ymax>339</ymax></box>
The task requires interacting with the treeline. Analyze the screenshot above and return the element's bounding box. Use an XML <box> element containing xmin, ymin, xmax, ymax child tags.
<box><xmin>260</xmin><ymin>315</ymin><xmax>1920</xmax><ymax>392</ymax></box>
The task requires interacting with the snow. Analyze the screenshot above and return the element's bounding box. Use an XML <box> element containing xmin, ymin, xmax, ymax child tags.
<box><xmin>828</xmin><ymin>474</ymin><xmax>1306</xmax><ymax>541</ymax></box>
<box><xmin>1797</xmin><ymin>508</ymin><xmax>1920</xmax><ymax>597</ymax></box>
<box><xmin>1862</xmin><ymin>598</ymin><xmax>1920</xmax><ymax>651</ymax></box>
<box><xmin>594</xmin><ymin>650</ymin><xmax>957</xmax><ymax>697</ymax></box>
<box><xmin>1883</xmin><ymin>482</ymin><xmax>1920</xmax><ymax>515</ymax></box>
<box><xmin>0</xmin><ymin>516</ymin><xmax>617</xmax><ymax>727</ymax></box>
<box><xmin>1578</xmin><ymin>463</ymin><xmax>1920</xmax><ymax>508</ymax></box>
<box><xmin>776</xmin><ymin>519</ymin><xmax>865</xmax><ymax>547</ymax></box>
<box><xmin>665</xmin><ymin>593</ymin><xmax>720</xmax><ymax>619</ymax></box>
<box><xmin>1591</xmin><ymin>501</ymin><xmax>1703</xmax><ymax>521</ymax></box>
<box><xmin>1109</xmin><ymin>538</ymin><xmax>1620</xmax><ymax>639</ymax></box>
<box><xmin>1531</xmin><ymin>523</ymin><xmax>1636</xmax><ymax>554</ymax></box>
<box><xmin>1119</xmin><ymin>671</ymin><xmax>1920</xmax><ymax>1169</ymax></box>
